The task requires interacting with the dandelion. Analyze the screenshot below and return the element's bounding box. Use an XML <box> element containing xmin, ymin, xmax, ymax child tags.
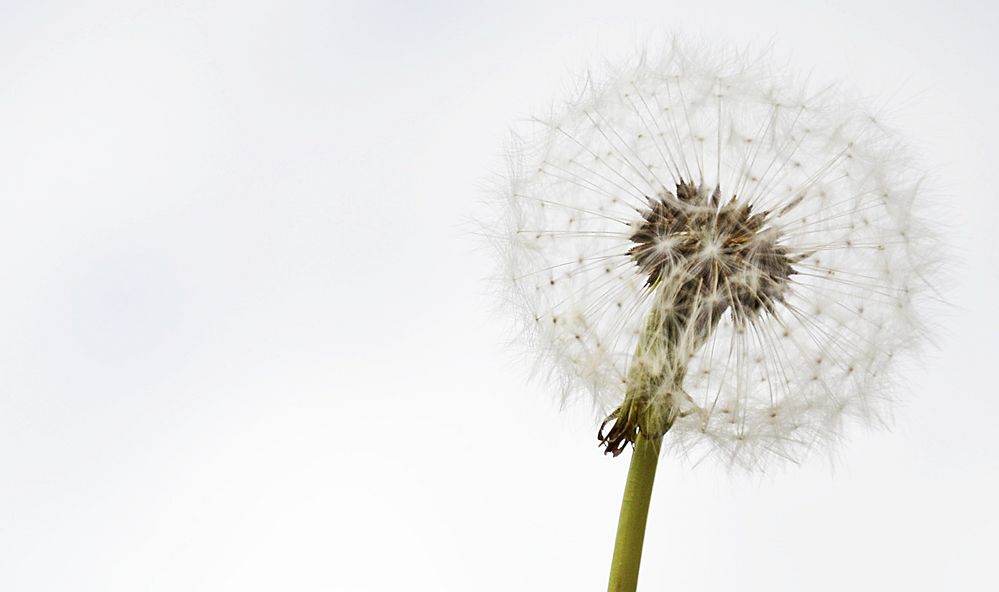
<box><xmin>493</xmin><ymin>41</ymin><xmax>937</xmax><ymax>592</ymax></box>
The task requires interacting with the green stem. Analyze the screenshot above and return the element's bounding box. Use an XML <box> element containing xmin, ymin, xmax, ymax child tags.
<box><xmin>607</xmin><ymin>434</ymin><xmax>663</xmax><ymax>592</ymax></box>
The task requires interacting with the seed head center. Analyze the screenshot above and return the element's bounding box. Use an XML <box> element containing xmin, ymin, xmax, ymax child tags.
<box><xmin>628</xmin><ymin>180</ymin><xmax>795</xmax><ymax>326</ymax></box>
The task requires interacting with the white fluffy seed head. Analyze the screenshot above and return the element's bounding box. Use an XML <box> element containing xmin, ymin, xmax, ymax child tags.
<box><xmin>492</xmin><ymin>42</ymin><xmax>940</xmax><ymax>470</ymax></box>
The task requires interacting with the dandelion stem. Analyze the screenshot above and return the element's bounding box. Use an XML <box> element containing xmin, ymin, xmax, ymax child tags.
<box><xmin>607</xmin><ymin>433</ymin><xmax>662</xmax><ymax>592</ymax></box>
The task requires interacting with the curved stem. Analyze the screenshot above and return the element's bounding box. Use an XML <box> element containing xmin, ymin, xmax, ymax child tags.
<box><xmin>607</xmin><ymin>434</ymin><xmax>663</xmax><ymax>592</ymax></box>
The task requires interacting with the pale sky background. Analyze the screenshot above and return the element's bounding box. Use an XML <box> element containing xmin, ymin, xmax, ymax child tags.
<box><xmin>0</xmin><ymin>1</ymin><xmax>996</xmax><ymax>591</ymax></box>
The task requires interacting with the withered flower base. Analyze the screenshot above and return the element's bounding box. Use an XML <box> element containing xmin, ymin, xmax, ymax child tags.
<box><xmin>600</xmin><ymin>180</ymin><xmax>798</xmax><ymax>456</ymax></box>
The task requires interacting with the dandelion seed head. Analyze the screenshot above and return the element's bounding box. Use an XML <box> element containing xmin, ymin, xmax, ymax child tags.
<box><xmin>493</xmin><ymin>42</ymin><xmax>938</xmax><ymax>470</ymax></box>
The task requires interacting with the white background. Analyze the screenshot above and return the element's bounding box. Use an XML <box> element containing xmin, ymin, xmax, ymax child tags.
<box><xmin>1</xmin><ymin>1</ymin><xmax>996</xmax><ymax>590</ymax></box>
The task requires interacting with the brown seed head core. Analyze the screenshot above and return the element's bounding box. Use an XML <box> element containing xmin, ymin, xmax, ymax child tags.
<box><xmin>598</xmin><ymin>180</ymin><xmax>797</xmax><ymax>456</ymax></box>
<box><xmin>629</xmin><ymin>180</ymin><xmax>795</xmax><ymax>323</ymax></box>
